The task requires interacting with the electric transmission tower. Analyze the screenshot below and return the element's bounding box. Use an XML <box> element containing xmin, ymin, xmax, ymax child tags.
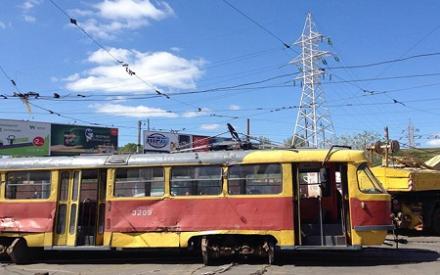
<box><xmin>407</xmin><ymin>120</ymin><xmax>415</xmax><ymax>147</ymax></box>
<box><xmin>291</xmin><ymin>12</ymin><xmax>335</xmax><ymax>148</ymax></box>
<box><xmin>401</xmin><ymin>119</ymin><xmax>419</xmax><ymax>147</ymax></box>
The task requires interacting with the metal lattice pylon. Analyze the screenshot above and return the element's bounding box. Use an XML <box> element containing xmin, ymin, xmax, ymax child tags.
<box><xmin>291</xmin><ymin>12</ymin><xmax>335</xmax><ymax>148</ymax></box>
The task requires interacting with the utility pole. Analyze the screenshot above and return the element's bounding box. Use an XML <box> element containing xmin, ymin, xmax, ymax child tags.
<box><xmin>246</xmin><ymin>118</ymin><xmax>250</xmax><ymax>142</ymax></box>
<box><xmin>291</xmin><ymin>12</ymin><xmax>335</xmax><ymax>148</ymax></box>
<box><xmin>384</xmin><ymin>126</ymin><xmax>389</xmax><ymax>167</ymax></box>
<box><xmin>137</xmin><ymin>120</ymin><xmax>142</xmax><ymax>153</ymax></box>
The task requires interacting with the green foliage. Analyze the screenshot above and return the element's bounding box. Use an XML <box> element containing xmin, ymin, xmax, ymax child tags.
<box><xmin>283</xmin><ymin>136</ymin><xmax>307</xmax><ymax>148</ymax></box>
<box><xmin>118</xmin><ymin>143</ymin><xmax>138</xmax><ymax>154</ymax></box>
<box><xmin>396</xmin><ymin>148</ymin><xmax>440</xmax><ymax>162</ymax></box>
<box><xmin>284</xmin><ymin>131</ymin><xmax>380</xmax><ymax>149</ymax></box>
<box><xmin>332</xmin><ymin>131</ymin><xmax>381</xmax><ymax>150</ymax></box>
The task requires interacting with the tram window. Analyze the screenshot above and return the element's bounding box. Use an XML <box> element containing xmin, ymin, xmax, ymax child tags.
<box><xmin>5</xmin><ymin>171</ymin><xmax>51</xmax><ymax>199</ymax></box>
<box><xmin>115</xmin><ymin>167</ymin><xmax>164</xmax><ymax>197</ymax></box>
<box><xmin>59</xmin><ymin>172</ymin><xmax>69</xmax><ymax>201</ymax></box>
<box><xmin>228</xmin><ymin>164</ymin><xmax>282</xmax><ymax>195</ymax></box>
<box><xmin>69</xmin><ymin>204</ymin><xmax>77</xmax><ymax>234</ymax></box>
<box><xmin>56</xmin><ymin>204</ymin><xmax>67</xmax><ymax>234</ymax></box>
<box><xmin>171</xmin><ymin>166</ymin><xmax>222</xmax><ymax>196</ymax></box>
<box><xmin>72</xmin><ymin>171</ymin><xmax>80</xmax><ymax>200</ymax></box>
<box><xmin>357</xmin><ymin>163</ymin><xmax>385</xmax><ymax>194</ymax></box>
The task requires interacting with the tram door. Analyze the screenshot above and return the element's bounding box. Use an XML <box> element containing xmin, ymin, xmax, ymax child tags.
<box><xmin>54</xmin><ymin>170</ymin><xmax>106</xmax><ymax>247</ymax></box>
<box><xmin>294</xmin><ymin>163</ymin><xmax>350</xmax><ymax>246</ymax></box>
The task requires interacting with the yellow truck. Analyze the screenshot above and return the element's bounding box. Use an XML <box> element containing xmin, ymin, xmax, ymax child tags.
<box><xmin>371</xmin><ymin>155</ymin><xmax>440</xmax><ymax>234</ymax></box>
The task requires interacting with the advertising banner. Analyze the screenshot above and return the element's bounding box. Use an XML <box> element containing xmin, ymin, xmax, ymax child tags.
<box><xmin>51</xmin><ymin>124</ymin><xmax>118</xmax><ymax>156</ymax></box>
<box><xmin>143</xmin><ymin>131</ymin><xmax>179</xmax><ymax>153</ymax></box>
<box><xmin>192</xmin><ymin>135</ymin><xmax>210</xmax><ymax>152</ymax></box>
<box><xmin>0</xmin><ymin>119</ymin><xmax>51</xmax><ymax>156</ymax></box>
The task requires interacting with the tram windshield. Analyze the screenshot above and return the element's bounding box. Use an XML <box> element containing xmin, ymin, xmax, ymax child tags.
<box><xmin>357</xmin><ymin>163</ymin><xmax>385</xmax><ymax>194</ymax></box>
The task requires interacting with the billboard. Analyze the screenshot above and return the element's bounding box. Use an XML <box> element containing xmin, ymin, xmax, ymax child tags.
<box><xmin>51</xmin><ymin>124</ymin><xmax>118</xmax><ymax>156</ymax></box>
<box><xmin>0</xmin><ymin>120</ymin><xmax>51</xmax><ymax>156</ymax></box>
<box><xmin>143</xmin><ymin>131</ymin><xmax>233</xmax><ymax>153</ymax></box>
<box><xmin>143</xmin><ymin>131</ymin><xmax>179</xmax><ymax>153</ymax></box>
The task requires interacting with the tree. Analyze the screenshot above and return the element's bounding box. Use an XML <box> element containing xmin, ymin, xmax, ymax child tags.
<box><xmin>283</xmin><ymin>131</ymin><xmax>381</xmax><ymax>150</ymax></box>
<box><xmin>283</xmin><ymin>136</ymin><xmax>307</xmax><ymax>148</ymax></box>
<box><xmin>258</xmin><ymin>136</ymin><xmax>276</xmax><ymax>149</ymax></box>
<box><xmin>118</xmin><ymin>143</ymin><xmax>138</xmax><ymax>154</ymax></box>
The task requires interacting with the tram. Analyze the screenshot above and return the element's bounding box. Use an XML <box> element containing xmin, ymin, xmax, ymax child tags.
<box><xmin>0</xmin><ymin>148</ymin><xmax>392</xmax><ymax>264</ymax></box>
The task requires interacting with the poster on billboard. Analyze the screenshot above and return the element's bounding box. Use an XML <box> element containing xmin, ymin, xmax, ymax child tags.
<box><xmin>0</xmin><ymin>119</ymin><xmax>51</xmax><ymax>156</ymax></box>
<box><xmin>51</xmin><ymin>124</ymin><xmax>118</xmax><ymax>156</ymax></box>
<box><xmin>143</xmin><ymin>131</ymin><xmax>179</xmax><ymax>153</ymax></box>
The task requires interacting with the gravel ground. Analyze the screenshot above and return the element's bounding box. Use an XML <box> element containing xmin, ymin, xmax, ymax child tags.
<box><xmin>1</xmin><ymin>234</ymin><xmax>439</xmax><ymax>275</ymax></box>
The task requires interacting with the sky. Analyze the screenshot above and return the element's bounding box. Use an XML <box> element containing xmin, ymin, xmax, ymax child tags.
<box><xmin>1</xmin><ymin>0</ymin><xmax>440</xmax><ymax>148</ymax></box>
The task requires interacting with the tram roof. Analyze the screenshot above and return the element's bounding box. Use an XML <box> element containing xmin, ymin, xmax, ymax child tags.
<box><xmin>0</xmin><ymin>149</ymin><xmax>366</xmax><ymax>170</ymax></box>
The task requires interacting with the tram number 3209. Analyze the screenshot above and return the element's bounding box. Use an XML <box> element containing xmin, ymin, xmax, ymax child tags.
<box><xmin>131</xmin><ymin>208</ymin><xmax>153</xmax><ymax>216</ymax></box>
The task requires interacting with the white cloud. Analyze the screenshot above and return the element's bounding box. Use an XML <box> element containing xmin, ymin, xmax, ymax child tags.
<box><xmin>73</xmin><ymin>0</ymin><xmax>174</xmax><ymax>39</ymax></box>
<box><xmin>69</xmin><ymin>9</ymin><xmax>94</xmax><ymax>17</ymax></box>
<box><xmin>427</xmin><ymin>139</ymin><xmax>440</xmax><ymax>147</ymax></box>
<box><xmin>182</xmin><ymin>108</ymin><xmax>210</xmax><ymax>118</ymax></box>
<box><xmin>229</xmin><ymin>104</ymin><xmax>240</xmax><ymax>111</ymax></box>
<box><xmin>105</xmin><ymin>95</ymin><xmax>127</xmax><ymax>102</ymax></box>
<box><xmin>23</xmin><ymin>15</ymin><xmax>36</xmax><ymax>22</ymax></box>
<box><xmin>63</xmin><ymin>73</ymin><xmax>80</xmax><ymax>82</ymax></box>
<box><xmin>92</xmin><ymin>103</ymin><xmax>177</xmax><ymax>118</ymax></box>
<box><xmin>50</xmin><ymin>76</ymin><xmax>59</xmax><ymax>82</ymax></box>
<box><xmin>170</xmin><ymin>47</ymin><xmax>181</xmax><ymax>52</ymax></box>
<box><xmin>87</xmin><ymin>48</ymin><xmax>131</xmax><ymax>64</ymax></box>
<box><xmin>0</xmin><ymin>21</ymin><xmax>6</xmax><ymax>29</ymax></box>
<box><xmin>20</xmin><ymin>0</ymin><xmax>41</xmax><ymax>23</ymax></box>
<box><xmin>200</xmin><ymin>123</ymin><xmax>220</xmax><ymax>130</ymax></box>
<box><xmin>65</xmin><ymin>48</ymin><xmax>204</xmax><ymax>93</ymax></box>
<box><xmin>20</xmin><ymin>0</ymin><xmax>41</xmax><ymax>11</ymax></box>
<box><xmin>97</xmin><ymin>0</ymin><xmax>173</xmax><ymax>20</ymax></box>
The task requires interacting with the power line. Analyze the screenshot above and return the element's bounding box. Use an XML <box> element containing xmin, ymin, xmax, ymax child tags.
<box><xmin>47</xmin><ymin>0</ymin><xmax>208</xmax><ymax>112</ymax></box>
<box><xmin>0</xmin><ymin>71</ymin><xmax>299</xmax><ymax>102</ymax></box>
<box><xmin>49</xmin><ymin>0</ymin><xmax>163</xmax><ymax>98</ymax></box>
<box><xmin>375</xmin><ymin>23</ymin><xmax>440</xmax><ymax>78</ymax></box>
<box><xmin>327</xmin><ymin>51</ymin><xmax>440</xmax><ymax>70</ymax></box>
<box><xmin>221</xmin><ymin>0</ymin><xmax>294</xmax><ymax>50</ymax></box>
<box><xmin>5</xmin><ymin>68</ymin><xmax>440</xmax><ymax>103</ymax></box>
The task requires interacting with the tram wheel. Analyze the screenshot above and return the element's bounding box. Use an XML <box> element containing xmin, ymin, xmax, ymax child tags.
<box><xmin>6</xmin><ymin>238</ymin><xmax>33</xmax><ymax>264</ymax></box>
<box><xmin>432</xmin><ymin>207</ymin><xmax>440</xmax><ymax>235</ymax></box>
<box><xmin>0</xmin><ymin>244</ymin><xmax>10</xmax><ymax>262</ymax></box>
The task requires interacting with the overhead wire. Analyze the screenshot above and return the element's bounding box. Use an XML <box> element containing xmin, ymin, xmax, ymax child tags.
<box><xmin>326</xmin><ymin>51</ymin><xmax>440</xmax><ymax>70</ymax></box>
<box><xmin>4</xmin><ymin>69</ymin><xmax>440</xmax><ymax>103</ymax></box>
<box><xmin>47</xmin><ymin>0</ymin><xmax>209</xmax><ymax>112</ymax></box>
<box><xmin>221</xmin><ymin>0</ymin><xmax>296</xmax><ymax>51</ymax></box>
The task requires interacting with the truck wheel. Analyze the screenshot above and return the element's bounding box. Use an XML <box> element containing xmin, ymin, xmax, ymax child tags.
<box><xmin>432</xmin><ymin>207</ymin><xmax>440</xmax><ymax>235</ymax></box>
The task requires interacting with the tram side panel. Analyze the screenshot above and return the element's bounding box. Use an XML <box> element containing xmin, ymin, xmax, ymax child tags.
<box><xmin>104</xmin><ymin>163</ymin><xmax>295</xmax><ymax>249</ymax></box>
<box><xmin>0</xmin><ymin>170</ymin><xmax>58</xmax><ymax>248</ymax></box>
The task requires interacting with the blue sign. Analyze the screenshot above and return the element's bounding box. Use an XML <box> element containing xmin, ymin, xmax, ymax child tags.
<box><xmin>146</xmin><ymin>133</ymin><xmax>169</xmax><ymax>149</ymax></box>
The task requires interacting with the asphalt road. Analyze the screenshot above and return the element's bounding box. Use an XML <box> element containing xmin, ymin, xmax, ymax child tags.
<box><xmin>1</xmin><ymin>234</ymin><xmax>439</xmax><ymax>275</ymax></box>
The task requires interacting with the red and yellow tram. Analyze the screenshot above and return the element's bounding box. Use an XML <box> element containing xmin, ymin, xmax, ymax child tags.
<box><xmin>0</xmin><ymin>149</ymin><xmax>392</xmax><ymax>264</ymax></box>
